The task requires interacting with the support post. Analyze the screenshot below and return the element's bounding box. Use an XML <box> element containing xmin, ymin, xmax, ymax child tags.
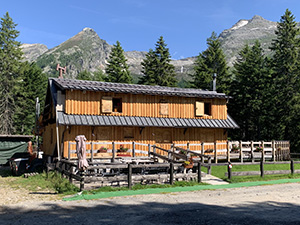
<box><xmin>112</xmin><ymin>142</ymin><xmax>115</xmax><ymax>163</ymax></box>
<box><xmin>132</xmin><ymin>142</ymin><xmax>135</xmax><ymax>157</ymax></box>
<box><xmin>128</xmin><ymin>164</ymin><xmax>132</xmax><ymax>189</ymax></box>
<box><xmin>201</xmin><ymin>142</ymin><xmax>205</xmax><ymax>163</ymax></box>
<box><xmin>291</xmin><ymin>160</ymin><xmax>294</xmax><ymax>175</ymax></box>
<box><xmin>272</xmin><ymin>140</ymin><xmax>275</xmax><ymax>162</ymax></box>
<box><xmin>228</xmin><ymin>162</ymin><xmax>232</xmax><ymax>180</ymax></box>
<box><xmin>197</xmin><ymin>162</ymin><xmax>202</xmax><ymax>183</ymax></box>
<box><xmin>148</xmin><ymin>144</ymin><xmax>151</xmax><ymax>157</ymax></box>
<box><xmin>214</xmin><ymin>141</ymin><xmax>218</xmax><ymax>163</ymax></box>
<box><xmin>91</xmin><ymin>142</ymin><xmax>94</xmax><ymax>162</ymax></box>
<box><xmin>260</xmin><ymin>160</ymin><xmax>264</xmax><ymax>177</ymax></box>
<box><xmin>80</xmin><ymin>172</ymin><xmax>84</xmax><ymax>191</ymax></box>
<box><xmin>208</xmin><ymin>157</ymin><xmax>212</xmax><ymax>174</ymax></box>
<box><xmin>261</xmin><ymin>141</ymin><xmax>265</xmax><ymax>162</ymax></box>
<box><xmin>68</xmin><ymin>142</ymin><xmax>71</xmax><ymax>160</ymax></box>
<box><xmin>239</xmin><ymin>140</ymin><xmax>243</xmax><ymax>163</ymax></box>
<box><xmin>169</xmin><ymin>162</ymin><xmax>174</xmax><ymax>185</ymax></box>
<box><xmin>227</xmin><ymin>141</ymin><xmax>230</xmax><ymax>162</ymax></box>
<box><xmin>251</xmin><ymin>141</ymin><xmax>254</xmax><ymax>163</ymax></box>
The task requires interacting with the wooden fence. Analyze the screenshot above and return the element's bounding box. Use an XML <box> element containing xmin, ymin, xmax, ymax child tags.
<box><xmin>65</xmin><ymin>140</ymin><xmax>290</xmax><ymax>163</ymax></box>
<box><xmin>225</xmin><ymin>160</ymin><xmax>300</xmax><ymax>179</ymax></box>
<box><xmin>55</xmin><ymin>159</ymin><xmax>206</xmax><ymax>191</ymax></box>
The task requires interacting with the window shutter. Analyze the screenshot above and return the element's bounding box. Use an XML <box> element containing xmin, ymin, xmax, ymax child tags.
<box><xmin>195</xmin><ymin>101</ymin><xmax>204</xmax><ymax>116</ymax></box>
<box><xmin>160</xmin><ymin>100</ymin><xmax>169</xmax><ymax>115</ymax></box>
<box><xmin>102</xmin><ymin>96</ymin><xmax>112</xmax><ymax>113</ymax></box>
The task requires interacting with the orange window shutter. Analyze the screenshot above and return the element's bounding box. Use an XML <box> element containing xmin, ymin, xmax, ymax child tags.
<box><xmin>102</xmin><ymin>96</ymin><xmax>112</xmax><ymax>113</ymax></box>
<box><xmin>160</xmin><ymin>102</ymin><xmax>169</xmax><ymax>115</ymax></box>
<box><xmin>195</xmin><ymin>101</ymin><xmax>204</xmax><ymax>116</ymax></box>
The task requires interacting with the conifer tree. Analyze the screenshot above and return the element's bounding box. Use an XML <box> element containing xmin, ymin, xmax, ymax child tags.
<box><xmin>229</xmin><ymin>41</ymin><xmax>271</xmax><ymax>140</ymax></box>
<box><xmin>93</xmin><ymin>68</ymin><xmax>105</xmax><ymax>81</ymax></box>
<box><xmin>269</xmin><ymin>9</ymin><xmax>300</xmax><ymax>151</ymax></box>
<box><xmin>76</xmin><ymin>70</ymin><xmax>92</xmax><ymax>80</ymax></box>
<box><xmin>105</xmin><ymin>41</ymin><xmax>132</xmax><ymax>83</ymax></box>
<box><xmin>14</xmin><ymin>62</ymin><xmax>47</xmax><ymax>134</ymax></box>
<box><xmin>139</xmin><ymin>36</ymin><xmax>177</xmax><ymax>87</ymax></box>
<box><xmin>192</xmin><ymin>32</ymin><xmax>230</xmax><ymax>94</ymax></box>
<box><xmin>0</xmin><ymin>12</ymin><xmax>23</xmax><ymax>134</ymax></box>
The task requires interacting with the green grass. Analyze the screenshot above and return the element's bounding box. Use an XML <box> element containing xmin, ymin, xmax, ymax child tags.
<box><xmin>0</xmin><ymin>171</ymin><xmax>79</xmax><ymax>195</ymax></box>
<box><xmin>207</xmin><ymin>162</ymin><xmax>300</xmax><ymax>183</ymax></box>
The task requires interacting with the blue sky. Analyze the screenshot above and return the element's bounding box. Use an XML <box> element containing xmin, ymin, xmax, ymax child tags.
<box><xmin>1</xmin><ymin>0</ymin><xmax>299</xmax><ymax>59</ymax></box>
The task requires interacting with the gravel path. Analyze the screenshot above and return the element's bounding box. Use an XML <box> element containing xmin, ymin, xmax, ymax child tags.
<box><xmin>1</xmin><ymin>178</ymin><xmax>300</xmax><ymax>225</ymax></box>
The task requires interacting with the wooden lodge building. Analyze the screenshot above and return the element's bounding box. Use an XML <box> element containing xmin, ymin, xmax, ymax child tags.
<box><xmin>41</xmin><ymin>78</ymin><xmax>239</xmax><ymax>161</ymax></box>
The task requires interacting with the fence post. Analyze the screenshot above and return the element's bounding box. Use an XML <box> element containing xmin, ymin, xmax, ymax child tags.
<box><xmin>128</xmin><ymin>164</ymin><xmax>132</xmax><ymax>189</ymax></box>
<box><xmin>169</xmin><ymin>162</ymin><xmax>174</xmax><ymax>185</ymax></box>
<box><xmin>272</xmin><ymin>140</ymin><xmax>275</xmax><ymax>162</ymax></box>
<box><xmin>91</xmin><ymin>141</ymin><xmax>94</xmax><ymax>162</ymax></box>
<box><xmin>227</xmin><ymin>141</ymin><xmax>230</xmax><ymax>163</ymax></box>
<box><xmin>291</xmin><ymin>160</ymin><xmax>294</xmax><ymax>175</ymax></box>
<box><xmin>261</xmin><ymin>141</ymin><xmax>265</xmax><ymax>162</ymax></box>
<box><xmin>251</xmin><ymin>141</ymin><xmax>254</xmax><ymax>163</ymax></box>
<box><xmin>197</xmin><ymin>162</ymin><xmax>202</xmax><ymax>183</ymax></box>
<box><xmin>153</xmin><ymin>145</ymin><xmax>156</xmax><ymax>154</ymax></box>
<box><xmin>148</xmin><ymin>144</ymin><xmax>151</xmax><ymax>157</ymax></box>
<box><xmin>208</xmin><ymin>157</ymin><xmax>212</xmax><ymax>174</ymax></box>
<box><xmin>228</xmin><ymin>162</ymin><xmax>232</xmax><ymax>180</ymax></box>
<box><xmin>132</xmin><ymin>141</ymin><xmax>135</xmax><ymax>157</ymax></box>
<box><xmin>112</xmin><ymin>142</ymin><xmax>115</xmax><ymax>163</ymax></box>
<box><xmin>260</xmin><ymin>160</ymin><xmax>264</xmax><ymax>177</ymax></box>
<box><xmin>239</xmin><ymin>140</ymin><xmax>243</xmax><ymax>163</ymax></box>
<box><xmin>214</xmin><ymin>141</ymin><xmax>218</xmax><ymax>163</ymax></box>
<box><xmin>201</xmin><ymin>142</ymin><xmax>205</xmax><ymax>163</ymax></box>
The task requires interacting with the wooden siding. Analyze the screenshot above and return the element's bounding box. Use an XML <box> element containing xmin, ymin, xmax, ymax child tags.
<box><xmin>61</xmin><ymin>125</ymin><xmax>227</xmax><ymax>158</ymax></box>
<box><xmin>65</xmin><ymin>90</ymin><xmax>227</xmax><ymax>119</ymax></box>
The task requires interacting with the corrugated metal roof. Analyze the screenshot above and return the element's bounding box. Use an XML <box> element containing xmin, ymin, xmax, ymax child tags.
<box><xmin>57</xmin><ymin>112</ymin><xmax>239</xmax><ymax>129</ymax></box>
<box><xmin>51</xmin><ymin>78</ymin><xmax>229</xmax><ymax>99</ymax></box>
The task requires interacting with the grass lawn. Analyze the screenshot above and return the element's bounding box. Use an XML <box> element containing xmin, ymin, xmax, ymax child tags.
<box><xmin>207</xmin><ymin>162</ymin><xmax>300</xmax><ymax>183</ymax></box>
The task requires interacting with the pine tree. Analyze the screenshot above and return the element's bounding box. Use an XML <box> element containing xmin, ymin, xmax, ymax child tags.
<box><xmin>139</xmin><ymin>36</ymin><xmax>177</xmax><ymax>87</ymax></box>
<box><xmin>76</xmin><ymin>70</ymin><xmax>92</xmax><ymax>80</ymax></box>
<box><xmin>93</xmin><ymin>68</ymin><xmax>105</xmax><ymax>81</ymax></box>
<box><xmin>192</xmin><ymin>32</ymin><xmax>230</xmax><ymax>94</ymax></box>
<box><xmin>229</xmin><ymin>41</ymin><xmax>271</xmax><ymax>140</ymax></box>
<box><xmin>105</xmin><ymin>41</ymin><xmax>132</xmax><ymax>83</ymax></box>
<box><xmin>14</xmin><ymin>62</ymin><xmax>47</xmax><ymax>134</ymax></box>
<box><xmin>269</xmin><ymin>9</ymin><xmax>300</xmax><ymax>151</ymax></box>
<box><xmin>0</xmin><ymin>12</ymin><xmax>23</xmax><ymax>134</ymax></box>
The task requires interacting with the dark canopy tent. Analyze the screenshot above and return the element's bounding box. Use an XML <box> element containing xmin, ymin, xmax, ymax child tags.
<box><xmin>0</xmin><ymin>135</ymin><xmax>33</xmax><ymax>165</ymax></box>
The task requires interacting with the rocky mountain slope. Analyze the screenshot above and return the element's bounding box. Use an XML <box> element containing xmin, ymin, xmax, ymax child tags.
<box><xmin>21</xmin><ymin>15</ymin><xmax>279</xmax><ymax>79</ymax></box>
<box><xmin>219</xmin><ymin>15</ymin><xmax>277</xmax><ymax>66</ymax></box>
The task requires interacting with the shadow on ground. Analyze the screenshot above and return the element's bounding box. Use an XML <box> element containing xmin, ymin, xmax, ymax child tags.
<box><xmin>1</xmin><ymin>200</ymin><xmax>299</xmax><ymax>225</ymax></box>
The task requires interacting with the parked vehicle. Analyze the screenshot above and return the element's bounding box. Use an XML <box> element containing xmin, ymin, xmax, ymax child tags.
<box><xmin>8</xmin><ymin>152</ymin><xmax>43</xmax><ymax>176</ymax></box>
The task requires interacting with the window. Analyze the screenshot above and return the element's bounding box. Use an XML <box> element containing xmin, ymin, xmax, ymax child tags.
<box><xmin>113</xmin><ymin>98</ymin><xmax>122</xmax><ymax>113</ymax></box>
<box><xmin>159</xmin><ymin>99</ymin><xmax>168</xmax><ymax>115</ymax></box>
<box><xmin>204</xmin><ymin>102</ymin><xmax>211</xmax><ymax>115</ymax></box>
<box><xmin>195</xmin><ymin>101</ymin><xmax>211</xmax><ymax>116</ymax></box>
<box><xmin>101</xmin><ymin>97</ymin><xmax>122</xmax><ymax>113</ymax></box>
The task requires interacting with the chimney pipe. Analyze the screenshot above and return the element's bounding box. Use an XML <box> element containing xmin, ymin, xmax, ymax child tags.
<box><xmin>212</xmin><ymin>73</ymin><xmax>217</xmax><ymax>91</ymax></box>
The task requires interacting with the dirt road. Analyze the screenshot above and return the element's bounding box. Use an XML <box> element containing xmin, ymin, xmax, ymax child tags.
<box><xmin>1</xmin><ymin>182</ymin><xmax>300</xmax><ymax>225</ymax></box>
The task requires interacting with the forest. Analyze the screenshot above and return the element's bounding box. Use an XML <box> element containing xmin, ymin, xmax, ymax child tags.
<box><xmin>1</xmin><ymin>9</ymin><xmax>300</xmax><ymax>152</ymax></box>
